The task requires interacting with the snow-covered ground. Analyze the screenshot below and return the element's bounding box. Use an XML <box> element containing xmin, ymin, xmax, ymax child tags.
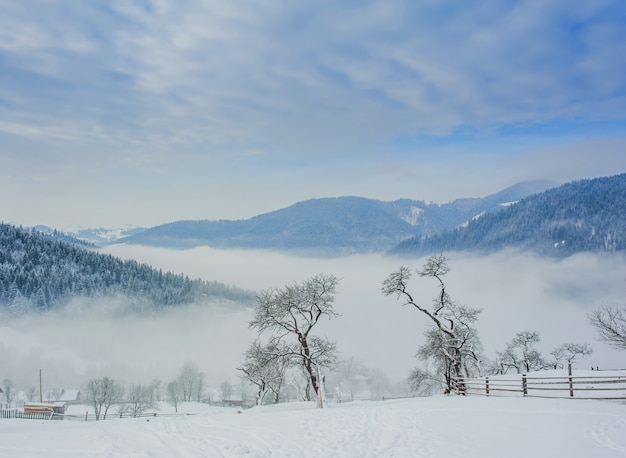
<box><xmin>1</xmin><ymin>396</ymin><xmax>625</xmax><ymax>457</ymax></box>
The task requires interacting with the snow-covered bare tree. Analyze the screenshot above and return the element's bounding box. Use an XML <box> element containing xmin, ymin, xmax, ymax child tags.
<box><xmin>382</xmin><ymin>255</ymin><xmax>482</xmax><ymax>394</ymax></box>
<box><xmin>408</xmin><ymin>367</ymin><xmax>442</xmax><ymax>396</ymax></box>
<box><xmin>238</xmin><ymin>340</ymin><xmax>291</xmax><ymax>405</ymax></box>
<box><xmin>366</xmin><ymin>368</ymin><xmax>391</xmax><ymax>400</ymax></box>
<box><xmin>2</xmin><ymin>378</ymin><xmax>16</xmax><ymax>408</ymax></box>
<box><xmin>149</xmin><ymin>379</ymin><xmax>163</xmax><ymax>402</ymax></box>
<box><xmin>486</xmin><ymin>350</ymin><xmax>510</xmax><ymax>375</ymax></box>
<box><xmin>248</xmin><ymin>274</ymin><xmax>340</xmax><ymax>402</ymax></box>
<box><xmin>416</xmin><ymin>323</ymin><xmax>482</xmax><ymax>391</ymax></box>
<box><xmin>166</xmin><ymin>380</ymin><xmax>181</xmax><ymax>412</ymax></box>
<box><xmin>48</xmin><ymin>388</ymin><xmax>63</xmax><ymax>402</ymax></box>
<box><xmin>493</xmin><ymin>330</ymin><xmax>548</xmax><ymax>374</ymax></box>
<box><xmin>195</xmin><ymin>372</ymin><xmax>205</xmax><ymax>402</ymax></box>
<box><xmin>26</xmin><ymin>386</ymin><xmax>37</xmax><ymax>402</ymax></box>
<box><xmin>86</xmin><ymin>376</ymin><xmax>123</xmax><ymax>420</ymax></box>
<box><xmin>177</xmin><ymin>361</ymin><xmax>201</xmax><ymax>402</ymax></box>
<box><xmin>123</xmin><ymin>383</ymin><xmax>157</xmax><ymax>417</ymax></box>
<box><xmin>589</xmin><ymin>304</ymin><xmax>626</xmax><ymax>351</ymax></box>
<box><xmin>550</xmin><ymin>343</ymin><xmax>593</xmax><ymax>369</ymax></box>
<box><xmin>218</xmin><ymin>381</ymin><xmax>233</xmax><ymax>404</ymax></box>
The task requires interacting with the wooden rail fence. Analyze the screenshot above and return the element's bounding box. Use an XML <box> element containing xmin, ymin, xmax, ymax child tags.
<box><xmin>459</xmin><ymin>370</ymin><xmax>626</xmax><ymax>400</ymax></box>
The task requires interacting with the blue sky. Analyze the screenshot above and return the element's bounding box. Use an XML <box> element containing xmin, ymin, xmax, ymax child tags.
<box><xmin>1</xmin><ymin>0</ymin><xmax>625</xmax><ymax>229</ymax></box>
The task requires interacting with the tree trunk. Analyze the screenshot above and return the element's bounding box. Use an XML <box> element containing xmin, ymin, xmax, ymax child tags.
<box><xmin>299</xmin><ymin>334</ymin><xmax>319</xmax><ymax>396</ymax></box>
<box><xmin>453</xmin><ymin>355</ymin><xmax>466</xmax><ymax>394</ymax></box>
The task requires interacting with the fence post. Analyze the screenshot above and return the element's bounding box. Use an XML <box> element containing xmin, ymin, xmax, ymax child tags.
<box><xmin>485</xmin><ymin>377</ymin><xmax>490</xmax><ymax>396</ymax></box>
<box><xmin>522</xmin><ymin>374</ymin><xmax>527</xmax><ymax>396</ymax></box>
<box><xmin>85</xmin><ymin>411</ymin><xmax>88</xmax><ymax>421</ymax></box>
<box><xmin>568</xmin><ymin>362</ymin><xmax>574</xmax><ymax>397</ymax></box>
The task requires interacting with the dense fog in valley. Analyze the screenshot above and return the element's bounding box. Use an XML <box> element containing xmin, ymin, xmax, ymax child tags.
<box><xmin>1</xmin><ymin>246</ymin><xmax>625</xmax><ymax>395</ymax></box>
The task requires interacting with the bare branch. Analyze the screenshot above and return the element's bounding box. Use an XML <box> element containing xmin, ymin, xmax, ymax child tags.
<box><xmin>589</xmin><ymin>304</ymin><xmax>626</xmax><ymax>351</ymax></box>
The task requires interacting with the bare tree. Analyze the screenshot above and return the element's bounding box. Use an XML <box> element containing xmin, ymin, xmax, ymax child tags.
<box><xmin>86</xmin><ymin>377</ymin><xmax>123</xmax><ymax>420</ymax></box>
<box><xmin>382</xmin><ymin>255</ymin><xmax>482</xmax><ymax>393</ymax></box>
<box><xmin>2</xmin><ymin>378</ymin><xmax>16</xmax><ymax>408</ymax></box>
<box><xmin>493</xmin><ymin>331</ymin><xmax>547</xmax><ymax>374</ymax></box>
<box><xmin>486</xmin><ymin>349</ymin><xmax>512</xmax><ymax>375</ymax></box>
<box><xmin>366</xmin><ymin>368</ymin><xmax>391</xmax><ymax>401</ymax></box>
<box><xmin>550</xmin><ymin>343</ymin><xmax>593</xmax><ymax>369</ymax></box>
<box><xmin>238</xmin><ymin>340</ymin><xmax>291</xmax><ymax>405</ymax></box>
<box><xmin>166</xmin><ymin>380</ymin><xmax>181</xmax><ymax>412</ymax></box>
<box><xmin>150</xmin><ymin>379</ymin><xmax>163</xmax><ymax>402</ymax></box>
<box><xmin>408</xmin><ymin>367</ymin><xmax>442</xmax><ymax>396</ymax></box>
<box><xmin>27</xmin><ymin>386</ymin><xmax>37</xmax><ymax>402</ymax></box>
<box><xmin>218</xmin><ymin>381</ymin><xmax>234</xmax><ymax>404</ymax></box>
<box><xmin>511</xmin><ymin>330</ymin><xmax>547</xmax><ymax>372</ymax></box>
<box><xmin>195</xmin><ymin>372</ymin><xmax>205</xmax><ymax>402</ymax></box>
<box><xmin>589</xmin><ymin>304</ymin><xmax>626</xmax><ymax>351</ymax></box>
<box><xmin>123</xmin><ymin>383</ymin><xmax>157</xmax><ymax>417</ymax></box>
<box><xmin>177</xmin><ymin>361</ymin><xmax>201</xmax><ymax>402</ymax></box>
<box><xmin>48</xmin><ymin>388</ymin><xmax>63</xmax><ymax>402</ymax></box>
<box><xmin>248</xmin><ymin>274</ymin><xmax>340</xmax><ymax>402</ymax></box>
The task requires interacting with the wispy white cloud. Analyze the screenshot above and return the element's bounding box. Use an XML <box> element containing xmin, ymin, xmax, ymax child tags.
<box><xmin>0</xmin><ymin>0</ymin><xmax>624</xmax><ymax>227</ymax></box>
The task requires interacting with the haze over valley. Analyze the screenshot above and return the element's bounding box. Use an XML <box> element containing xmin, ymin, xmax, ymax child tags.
<box><xmin>2</xmin><ymin>241</ymin><xmax>624</xmax><ymax>392</ymax></box>
<box><xmin>2</xmin><ymin>2</ymin><xmax>626</xmax><ymax>455</ymax></box>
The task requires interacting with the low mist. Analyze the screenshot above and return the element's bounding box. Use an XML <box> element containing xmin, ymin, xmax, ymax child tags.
<box><xmin>0</xmin><ymin>300</ymin><xmax>254</xmax><ymax>391</ymax></box>
<box><xmin>1</xmin><ymin>246</ymin><xmax>625</xmax><ymax>394</ymax></box>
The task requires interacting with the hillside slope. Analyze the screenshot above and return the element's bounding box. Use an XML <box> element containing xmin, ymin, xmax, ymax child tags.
<box><xmin>0</xmin><ymin>224</ymin><xmax>255</xmax><ymax>314</ymax></box>
<box><xmin>390</xmin><ymin>173</ymin><xmax>626</xmax><ymax>257</ymax></box>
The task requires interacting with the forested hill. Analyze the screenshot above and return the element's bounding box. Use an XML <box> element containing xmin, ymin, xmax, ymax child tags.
<box><xmin>0</xmin><ymin>223</ymin><xmax>255</xmax><ymax>314</ymax></box>
<box><xmin>390</xmin><ymin>173</ymin><xmax>626</xmax><ymax>257</ymax></box>
<box><xmin>117</xmin><ymin>181</ymin><xmax>555</xmax><ymax>254</ymax></box>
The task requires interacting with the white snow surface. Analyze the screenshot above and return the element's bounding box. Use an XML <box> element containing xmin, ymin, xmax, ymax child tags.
<box><xmin>2</xmin><ymin>396</ymin><xmax>626</xmax><ymax>457</ymax></box>
<box><xmin>402</xmin><ymin>206</ymin><xmax>424</xmax><ymax>226</ymax></box>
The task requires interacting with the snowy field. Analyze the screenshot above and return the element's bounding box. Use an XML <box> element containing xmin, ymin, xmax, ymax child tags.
<box><xmin>1</xmin><ymin>396</ymin><xmax>626</xmax><ymax>457</ymax></box>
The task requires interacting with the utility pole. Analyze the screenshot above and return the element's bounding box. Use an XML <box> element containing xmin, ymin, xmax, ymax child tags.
<box><xmin>39</xmin><ymin>369</ymin><xmax>42</xmax><ymax>403</ymax></box>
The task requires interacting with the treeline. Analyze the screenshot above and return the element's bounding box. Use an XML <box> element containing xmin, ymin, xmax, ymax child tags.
<box><xmin>390</xmin><ymin>173</ymin><xmax>626</xmax><ymax>257</ymax></box>
<box><xmin>0</xmin><ymin>223</ymin><xmax>255</xmax><ymax>313</ymax></box>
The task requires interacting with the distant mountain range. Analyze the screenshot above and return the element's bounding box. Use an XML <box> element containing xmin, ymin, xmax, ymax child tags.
<box><xmin>37</xmin><ymin>174</ymin><xmax>625</xmax><ymax>258</ymax></box>
<box><xmin>108</xmin><ymin>180</ymin><xmax>557</xmax><ymax>255</ymax></box>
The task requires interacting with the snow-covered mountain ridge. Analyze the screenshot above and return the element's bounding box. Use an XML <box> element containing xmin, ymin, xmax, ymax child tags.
<box><xmin>392</xmin><ymin>173</ymin><xmax>626</xmax><ymax>257</ymax></box>
<box><xmin>32</xmin><ymin>175</ymin><xmax>625</xmax><ymax>257</ymax></box>
<box><xmin>111</xmin><ymin>180</ymin><xmax>557</xmax><ymax>255</ymax></box>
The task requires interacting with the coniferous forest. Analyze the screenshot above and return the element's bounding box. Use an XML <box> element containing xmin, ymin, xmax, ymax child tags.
<box><xmin>0</xmin><ymin>223</ymin><xmax>255</xmax><ymax>314</ymax></box>
<box><xmin>390</xmin><ymin>174</ymin><xmax>626</xmax><ymax>257</ymax></box>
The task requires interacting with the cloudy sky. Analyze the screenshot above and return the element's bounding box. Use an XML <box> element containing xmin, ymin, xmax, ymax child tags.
<box><xmin>1</xmin><ymin>0</ymin><xmax>625</xmax><ymax>229</ymax></box>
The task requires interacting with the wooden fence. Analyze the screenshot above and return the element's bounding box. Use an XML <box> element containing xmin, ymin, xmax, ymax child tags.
<box><xmin>0</xmin><ymin>409</ymin><xmax>54</xmax><ymax>420</ymax></box>
<box><xmin>1</xmin><ymin>410</ymin><xmax>164</xmax><ymax>421</ymax></box>
<box><xmin>459</xmin><ymin>370</ymin><xmax>626</xmax><ymax>400</ymax></box>
<box><xmin>56</xmin><ymin>411</ymin><xmax>160</xmax><ymax>422</ymax></box>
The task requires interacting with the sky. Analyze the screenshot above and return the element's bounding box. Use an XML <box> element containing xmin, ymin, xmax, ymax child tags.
<box><xmin>1</xmin><ymin>0</ymin><xmax>626</xmax><ymax>229</ymax></box>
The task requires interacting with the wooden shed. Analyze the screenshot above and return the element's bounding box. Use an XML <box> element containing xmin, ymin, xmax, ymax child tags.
<box><xmin>24</xmin><ymin>402</ymin><xmax>66</xmax><ymax>415</ymax></box>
